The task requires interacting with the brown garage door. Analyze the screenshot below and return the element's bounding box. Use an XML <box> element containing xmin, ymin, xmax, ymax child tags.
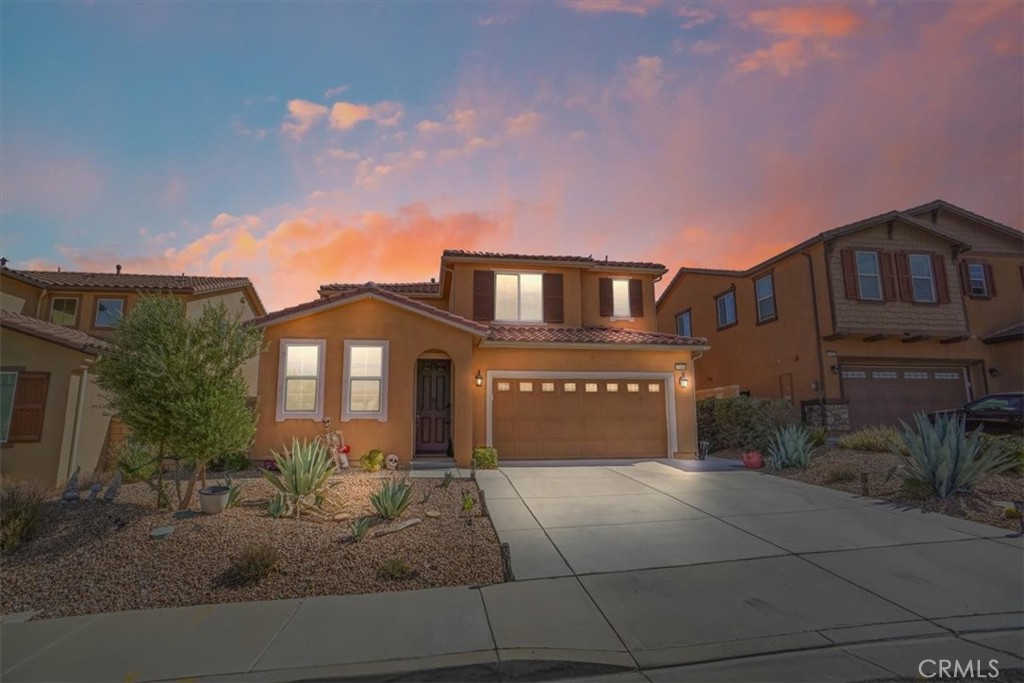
<box><xmin>492</xmin><ymin>378</ymin><xmax>669</xmax><ymax>459</ymax></box>
<box><xmin>841</xmin><ymin>365</ymin><xmax>970</xmax><ymax>429</ymax></box>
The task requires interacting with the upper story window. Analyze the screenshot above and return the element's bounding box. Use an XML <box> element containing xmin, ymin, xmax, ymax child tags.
<box><xmin>908</xmin><ymin>254</ymin><xmax>936</xmax><ymax>302</ymax></box>
<box><xmin>94</xmin><ymin>297</ymin><xmax>126</xmax><ymax>328</ymax></box>
<box><xmin>343</xmin><ymin>340</ymin><xmax>389</xmax><ymax>421</ymax></box>
<box><xmin>50</xmin><ymin>298</ymin><xmax>78</xmax><ymax>326</ymax></box>
<box><xmin>599</xmin><ymin>277</ymin><xmax>644</xmax><ymax>318</ymax></box>
<box><xmin>715</xmin><ymin>290</ymin><xmax>737</xmax><ymax>329</ymax></box>
<box><xmin>675</xmin><ymin>309</ymin><xmax>692</xmax><ymax>337</ymax></box>
<box><xmin>276</xmin><ymin>339</ymin><xmax>325</xmax><ymax>422</ymax></box>
<box><xmin>611</xmin><ymin>279</ymin><xmax>631</xmax><ymax>317</ymax></box>
<box><xmin>962</xmin><ymin>262</ymin><xmax>995</xmax><ymax>299</ymax></box>
<box><xmin>754</xmin><ymin>274</ymin><xmax>776</xmax><ymax>322</ymax></box>
<box><xmin>495</xmin><ymin>272</ymin><xmax>544</xmax><ymax>322</ymax></box>
<box><xmin>855</xmin><ymin>251</ymin><xmax>883</xmax><ymax>301</ymax></box>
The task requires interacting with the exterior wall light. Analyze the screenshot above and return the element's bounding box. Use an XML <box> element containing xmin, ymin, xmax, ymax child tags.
<box><xmin>678</xmin><ymin>373</ymin><xmax>688</xmax><ymax>388</ymax></box>
<box><xmin>475</xmin><ymin>370</ymin><xmax>483</xmax><ymax>387</ymax></box>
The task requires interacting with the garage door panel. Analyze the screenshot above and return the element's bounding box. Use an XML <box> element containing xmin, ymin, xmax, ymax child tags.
<box><xmin>842</xmin><ymin>365</ymin><xmax>969</xmax><ymax>429</ymax></box>
<box><xmin>493</xmin><ymin>377</ymin><xmax>669</xmax><ymax>459</ymax></box>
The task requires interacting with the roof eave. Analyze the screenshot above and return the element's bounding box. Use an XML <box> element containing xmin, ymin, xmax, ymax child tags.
<box><xmin>479</xmin><ymin>340</ymin><xmax>710</xmax><ymax>351</ymax></box>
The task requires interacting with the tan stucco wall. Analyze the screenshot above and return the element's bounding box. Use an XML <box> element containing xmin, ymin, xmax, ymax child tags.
<box><xmin>0</xmin><ymin>274</ymin><xmax>41</xmax><ymax>315</ymax></box>
<box><xmin>255</xmin><ymin>297</ymin><xmax>477</xmax><ymax>465</ymax></box>
<box><xmin>961</xmin><ymin>253</ymin><xmax>1024</xmax><ymax>338</ymax></box>
<box><xmin>0</xmin><ymin>329</ymin><xmax>110</xmax><ymax>487</ymax></box>
<box><xmin>580</xmin><ymin>270</ymin><xmax>659</xmax><ymax>331</ymax></box>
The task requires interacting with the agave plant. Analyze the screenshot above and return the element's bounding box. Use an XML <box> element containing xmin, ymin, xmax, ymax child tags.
<box><xmin>894</xmin><ymin>412</ymin><xmax>1016</xmax><ymax>499</ymax></box>
<box><xmin>766</xmin><ymin>424</ymin><xmax>816</xmax><ymax>470</ymax></box>
<box><xmin>262</xmin><ymin>438</ymin><xmax>336</xmax><ymax>518</ymax></box>
<box><xmin>349</xmin><ymin>516</ymin><xmax>372</xmax><ymax>542</ymax></box>
<box><xmin>370</xmin><ymin>478</ymin><xmax>413</xmax><ymax>520</ymax></box>
<box><xmin>268</xmin><ymin>492</ymin><xmax>291</xmax><ymax>518</ymax></box>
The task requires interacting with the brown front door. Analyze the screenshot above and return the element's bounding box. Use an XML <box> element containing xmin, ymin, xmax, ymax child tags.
<box><xmin>416</xmin><ymin>360</ymin><xmax>451</xmax><ymax>454</ymax></box>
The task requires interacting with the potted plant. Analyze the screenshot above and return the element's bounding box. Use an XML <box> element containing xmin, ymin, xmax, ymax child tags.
<box><xmin>741</xmin><ymin>450</ymin><xmax>764</xmax><ymax>469</ymax></box>
<box><xmin>199</xmin><ymin>485</ymin><xmax>231</xmax><ymax>514</ymax></box>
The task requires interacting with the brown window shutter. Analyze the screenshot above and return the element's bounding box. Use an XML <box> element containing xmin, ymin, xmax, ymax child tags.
<box><xmin>895</xmin><ymin>252</ymin><xmax>913</xmax><ymax>301</ymax></box>
<box><xmin>629</xmin><ymin>278</ymin><xmax>644</xmax><ymax>317</ymax></box>
<box><xmin>983</xmin><ymin>263</ymin><xmax>997</xmax><ymax>297</ymax></box>
<box><xmin>472</xmin><ymin>270</ymin><xmax>495</xmax><ymax>322</ymax></box>
<box><xmin>958</xmin><ymin>261</ymin><xmax>970</xmax><ymax>296</ymax></box>
<box><xmin>542</xmin><ymin>273</ymin><xmax>564</xmax><ymax>323</ymax></box>
<box><xmin>9</xmin><ymin>372</ymin><xmax>49</xmax><ymax>442</ymax></box>
<box><xmin>880</xmin><ymin>252</ymin><xmax>898</xmax><ymax>301</ymax></box>
<box><xmin>840</xmin><ymin>249</ymin><xmax>858</xmax><ymax>299</ymax></box>
<box><xmin>598</xmin><ymin>278</ymin><xmax>613</xmax><ymax>316</ymax></box>
<box><xmin>932</xmin><ymin>254</ymin><xmax>950</xmax><ymax>303</ymax></box>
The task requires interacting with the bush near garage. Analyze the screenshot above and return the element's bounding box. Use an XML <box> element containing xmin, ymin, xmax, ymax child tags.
<box><xmin>696</xmin><ymin>396</ymin><xmax>798</xmax><ymax>452</ymax></box>
<box><xmin>471</xmin><ymin>446</ymin><xmax>499</xmax><ymax>469</ymax></box>
<box><xmin>837</xmin><ymin>426</ymin><xmax>906</xmax><ymax>454</ymax></box>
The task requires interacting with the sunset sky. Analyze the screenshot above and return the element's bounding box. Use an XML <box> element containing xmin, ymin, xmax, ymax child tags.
<box><xmin>2</xmin><ymin>1</ymin><xmax>1021</xmax><ymax>310</ymax></box>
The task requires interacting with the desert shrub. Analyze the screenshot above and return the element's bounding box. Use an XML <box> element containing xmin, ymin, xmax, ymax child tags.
<box><xmin>461</xmin><ymin>490</ymin><xmax>476</xmax><ymax>512</ymax></box>
<box><xmin>0</xmin><ymin>479</ymin><xmax>49</xmax><ymax>552</ymax></box>
<box><xmin>1004</xmin><ymin>505</ymin><xmax>1022</xmax><ymax>520</ymax></box>
<box><xmin>227</xmin><ymin>544</ymin><xmax>277</xmax><ymax>586</ymax></box>
<box><xmin>824</xmin><ymin>465</ymin><xmax>859</xmax><ymax>484</ymax></box>
<box><xmin>894</xmin><ymin>413</ymin><xmax>1016</xmax><ymax>499</ymax></box>
<box><xmin>268</xmin><ymin>492</ymin><xmax>290</xmax><ymax>518</ymax></box>
<box><xmin>360</xmin><ymin>449</ymin><xmax>384</xmax><ymax>473</ymax></box>
<box><xmin>808</xmin><ymin>426</ymin><xmax>828</xmax><ymax>448</ymax></box>
<box><xmin>208</xmin><ymin>450</ymin><xmax>250</xmax><ymax>472</ymax></box>
<box><xmin>696</xmin><ymin>397</ymin><xmax>798</xmax><ymax>452</ymax></box>
<box><xmin>222</xmin><ymin>473</ymin><xmax>244</xmax><ymax>509</ymax></box>
<box><xmin>766</xmin><ymin>424</ymin><xmax>816</xmax><ymax>470</ymax></box>
<box><xmin>980</xmin><ymin>434</ymin><xmax>1024</xmax><ymax>472</ymax></box>
<box><xmin>350</xmin><ymin>517</ymin><xmax>372</xmax><ymax>542</ymax></box>
<box><xmin>439</xmin><ymin>470</ymin><xmax>455</xmax><ymax>489</ymax></box>
<box><xmin>378</xmin><ymin>557</ymin><xmax>412</xmax><ymax>580</ymax></box>
<box><xmin>837</xmin><ymin>426</ymin><xmax>905</xmax><ymax>454</ymax></box>
<box><xmin>472</xmin><ymin>446</ymin><xmax>498</xmax><ymax>469</ymax></box>
<box><xmin>370</xmin><ymin>479</ymin><xmax>413</xmax><ymax>520</ymax></box>
<box><xmin>263</xmin><ymin>438</ymin><xmax>336</xmax><ymax>518</ymax></box>
<box><xmin>116</xmin><ymin>440</ymin><xmax>160</xmax><ymax>483</ymax></box>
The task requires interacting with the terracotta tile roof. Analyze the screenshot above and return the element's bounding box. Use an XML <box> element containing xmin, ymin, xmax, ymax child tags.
<box><xmin>252</xmin><ymin>283</ymin><xmax>489</xmax><ymax>334</ymax></box>
<box><xmin>485</xmin><ymin>325</ymin><xmax>707</xmax><ymax>348</ymax></box>
<box><xmin>442</xmin><ymin>250</ymin><xmax>666</xmax><ymax>271</ymax></box>
<box><xmin>319</xmin><ymin>281</ymin><xmax>441</xmax><ymax>295</ymax></box>
<box><xmin>983</xmin><ymin>322</ymin><xmax>1024</xmax><ymax>344</ymax></box>
<box><xmin>0</xmin><ymin>310</ymin><xmax>111</xmax><ymax>354</ymax></box>
<box><xmin>2</xmin><ymin>267</ymin><xmax>256</xmax><ymax>295</ymax></box>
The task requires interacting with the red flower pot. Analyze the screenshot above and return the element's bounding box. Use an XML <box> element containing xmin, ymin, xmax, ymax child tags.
<box><xmin>341</xmin><ymin>445</ymin><xmax>351</xmax><ymax>454</ymax></box>
<box><xmin>742</xmin><ymin>451</ymin><xmax>764</xmax><ymax>469</ymax></box>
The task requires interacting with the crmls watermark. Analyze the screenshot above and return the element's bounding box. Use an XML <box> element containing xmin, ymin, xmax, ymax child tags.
<box><xmin>918</xmin><ymin>659</ymin><xmax>1000</xmax><ymax>679</ymax></box>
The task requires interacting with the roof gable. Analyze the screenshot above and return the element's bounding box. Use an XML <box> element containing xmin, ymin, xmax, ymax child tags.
<box><xmin>0</xmin><ymin>310</ymin><xmax>110</xmax><ymax>354</ymax></box>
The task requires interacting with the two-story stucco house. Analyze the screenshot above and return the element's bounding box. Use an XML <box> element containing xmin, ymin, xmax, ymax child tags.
<box><xmin>0</xmin><ymin>266</ymin><xmax>265</xmax><ymax>486</ymax></box>
<box><xmin>252</xmin><ymin>250</ymin><xmax>707</xmax><ymax>466</ymax></box>
<box><xmin>656</xmin><ymin>200</ymin><xmax>1023</xmax><ymax>430</ymax></box>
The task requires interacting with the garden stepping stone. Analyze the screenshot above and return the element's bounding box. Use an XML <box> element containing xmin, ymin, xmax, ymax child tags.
<box><xmin>150</xmin><ymin>526</ymin><xmax>175</xmax><ymax>540</ymax></box>
<box><xmin>171</xmin><ymin>510</ymin><xmax>200</xmax><ymax>520</ymax></box>
<box><xmin>426</xmin><ymin>510</ymin><xmax>441</xmax><ymax>518</ymax></box>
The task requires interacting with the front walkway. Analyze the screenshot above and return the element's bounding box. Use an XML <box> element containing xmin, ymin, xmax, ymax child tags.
<box><xmin>2</xmin><ymin>462</ymin><xmax>1021</xmax><ymax>682</ymax></box>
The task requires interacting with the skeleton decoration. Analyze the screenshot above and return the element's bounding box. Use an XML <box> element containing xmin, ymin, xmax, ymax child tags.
<box><xmin>62</xmin><ymin>467</ymin><xmax>81</xmax><ymax>502</ymax></box>
<box><xmin>318</xmin><ymin>417</ymin><xmax>350</xmax><ymax>469</ymax></box>
<box><xmin>385</xmin><ymin>453</ymin><xmax>400</xmax><ymax>471</ymax></box>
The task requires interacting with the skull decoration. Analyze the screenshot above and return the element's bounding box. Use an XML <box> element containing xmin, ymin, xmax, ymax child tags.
<box><xmin>385</xmin><ymin>453</ymin><xmax>400</xmax><ymax>471</ymax></box>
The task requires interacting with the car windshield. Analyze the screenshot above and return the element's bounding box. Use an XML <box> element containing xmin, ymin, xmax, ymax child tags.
<box><xmin>966</xmin><ymin>395</ymin><xmax>1023</xmax><ymax>413</ymax></box>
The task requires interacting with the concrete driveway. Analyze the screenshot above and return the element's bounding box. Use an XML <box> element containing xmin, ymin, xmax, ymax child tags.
<box><xmin>3</xmin><ymin>461</ymin><xmax>1022</xmax><ymax>682</ymax></box>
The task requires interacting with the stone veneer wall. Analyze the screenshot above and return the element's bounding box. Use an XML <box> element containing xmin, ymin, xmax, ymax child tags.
<box><xmin>802</xmin><ymin>400</ymin><xmax>851</xmax><ymax>432</ymax></box>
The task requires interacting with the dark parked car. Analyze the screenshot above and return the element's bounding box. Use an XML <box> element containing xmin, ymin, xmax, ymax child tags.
<box><xmin>931</xmin><ymin>392</ymin><xmax>1024</xmax><ymax>436</ymax></box>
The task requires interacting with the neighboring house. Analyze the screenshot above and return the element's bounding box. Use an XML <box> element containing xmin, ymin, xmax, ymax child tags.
<box><xmin>253</xmin><ymin>250</ymin><xmax>707</xmax><ymax>466</ymax></box>
<box><xmin>0</xmin><ymin>311</ymin><xmax>111</xmax><ymax>487</ymax></box>
<box><xmin>0</xmin><ymin>266</ymin><xmax>267</xmax><ymax>484</ymax></box>
<box><xmin>656</xmin><ymin>200</ymin><xmax>1023</xmax><ymax>431</ymax></box>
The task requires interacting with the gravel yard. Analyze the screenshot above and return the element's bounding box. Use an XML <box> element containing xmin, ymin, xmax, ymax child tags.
<box><xmin>718</xmin><ymin>447</ymin><xmax>1023</xmax><ymax>531</ymax></box>
<box><xmin>0</xmin><ymin>471</ymin><xmax>503</xmax><ymax>620</ymax></box>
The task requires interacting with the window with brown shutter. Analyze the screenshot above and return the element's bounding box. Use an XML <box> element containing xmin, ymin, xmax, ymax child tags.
<box><xmin>960</xmin><ymin>261</ymin><xmax>997</xmax><ymax>299</ymax></box>
<box><xmin>7</xmin><ymin>372</ymin><xmax>49</xmax><ymax>443</ymax></box>
<box><xmin>880</xmin><ymin>253</ymin><xmax>898</xmax><ymax>301</ymax></box>
<box><xmin>598</xmin><ymin>278</ymin><xmax>613</xmax><ymax>316</ymax></box>
<box><xmin>840</xmin><ymin>249</ymin><xmax>858</xmax><ymax>299</ymax></box>
<box><xmin>542</xmin><ymin>273</ymin><xmax>563</xmax><ymax>323</ymax></box>
<box><xmin>628</xmin><ymin>278</ymin><xmax>644</xmax><ymax>317</ymax></box>
<box><xmin>472</xmin><ymin>270</ymin><xmax>495</xmax><ymax>322</ymax></box>
<box><xmin>895</xmin><ymin>252</ymin><xmax>913</xmax><ymax>302</ymax></box>
<box><xmin>931</xmin><ymin>254</ymin><xmax>950</xmax><ymax>303</ymax></box>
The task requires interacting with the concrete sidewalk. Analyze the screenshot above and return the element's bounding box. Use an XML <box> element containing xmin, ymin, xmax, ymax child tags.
<box><xmin>2</xmin><ymin>461</ymin><xmax>1022</xmax><ymax>682</ymax></box>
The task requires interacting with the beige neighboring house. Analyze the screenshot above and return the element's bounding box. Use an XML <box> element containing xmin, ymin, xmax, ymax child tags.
<box><xmin>0</xmin><ymin>265</ymin><xmax>266</xmax><ymax>486</ymax></box>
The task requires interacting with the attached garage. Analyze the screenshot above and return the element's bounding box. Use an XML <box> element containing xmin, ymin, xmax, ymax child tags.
<box><xmin>840</xmin><ymin>364</ymin><xmax>971</xmax><ymax>429</ymax></box>
<box><xmin>489</xmin><ymin>373</ymin><xmax>675</xmax><ymax>459</ymax></box>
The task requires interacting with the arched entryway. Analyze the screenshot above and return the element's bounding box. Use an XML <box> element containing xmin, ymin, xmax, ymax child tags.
<box><xmin>414</xmin><ymin>351</ymin><xmax>453</xmax><ymax>457</ymax></box>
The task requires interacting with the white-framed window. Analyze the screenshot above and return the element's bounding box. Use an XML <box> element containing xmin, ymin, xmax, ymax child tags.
<box><xmin>564</xmin><ymin>382</ymin><xmax>577</xmax><ymax>392</ymax></box>
<box><xmin>626</xmin><ymin>383</ymin><xmax>640</xmax><ymax>393</ymax></box>
<box><xmin>675</xmin><ymin>310</ymin><xmax>692</xmax><ymax>337</ymax></box>
<box><xmin>495</xmin><ymin>272</ymin><xmax>543</xmax><ymax>322</ymax></box>
<box><xmin>715</xmin><ymin>290</ymin><xmax>737</xmax><ymax>328</ymax></box>
<box><xmin>647</xmin><ymin>383</ymin><xmax>661</xmax><ymax>393</ymax></box>
<box><xmin>519</xmin><ymin>382</ymin><xmax>534</xmax><ymax>392</ymax></box>
<box><xmin>276</xmin><ymin>340</ymin><xmax>326</xmax><ymax>422</ymax></box>
<box><xmin>0</xmin><ymin>371</ymin><xmax>17</xmax><ymax>443</ymax></box>
<box><xmin>908</xmin><ymin>254</ymin><xmax>936</xmax><ymax>302</ymax></box>
<box><xmin>50</xmin><ymin>298</ymin><xmax>78</xmax><ymax>326</ymax></box>
<box><xmin>94</xmin><ymin>297</ymin><xmax>125</xmax><ymax>328</ymax></box>
<box><xmin>497</xmin><ymin>381</ymin><xmax>511</xmax><ymax>392</ymax></box>
<box><xmin>343</xmin><ymin>340</ymin><xmax>388</xmax><ymax>421</ymax></box>
<box><xmin>584</xmin><ymin>382</ymin><xmax>598</xmax><ymax>393</ymax></box>
<box><xmin>612</xmin><ymin>278</ymin><xmax>631</xmax><ymax>318</ymax></box>
<box><xmin>966</xmin><ymin>263</ymin><xmax>988</xmax><ymax>297</ymax></box>
<box><xmin>606</xmin><ymin>383</ymin><xmax>619</xmax><ymax>392</ymax></box>
<box><xmin>754</xmin><ymin>274</ymin><xmax>776</xmax><ymax>322</ymax></box>
<box><xmin>541</xmin><ymin>382</ymin><xmax>555</xmax><ymax>392</ymax></box>
<box><xmin>855</xmin><ymin>251</ymin><xmax>882</xmax><ymax>300</ymax></box>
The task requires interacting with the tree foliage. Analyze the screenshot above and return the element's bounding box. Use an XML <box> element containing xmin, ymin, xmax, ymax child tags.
<box><xmin>94</xmin><ymin>296</ymin><xmax>263</xmax><ymax>509</ymax></box>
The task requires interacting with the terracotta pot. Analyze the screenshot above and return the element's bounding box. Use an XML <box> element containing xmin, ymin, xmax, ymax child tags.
<box><xmin>741</xmin><ymin>451</ymin><xmax>764</xmax><ymax>469</ymax></box>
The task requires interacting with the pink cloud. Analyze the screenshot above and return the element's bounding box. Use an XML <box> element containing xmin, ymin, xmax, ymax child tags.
<box><xmin>329</xmin><ymin>100</ymin><xmax>404</xmax><ymax>130</ymax></box>
<box><xmin>505</xmin><ymin>111</ymin><xmax>544</xmax><ymax>137</ymax></box>
<box><xmin>560</xmin><ymin>0</ymin><xmax>661</xmax><ymax>17</ymax></box>
<box><xmin>281</xmin><ymin>99</ymin><xmax>328</xmax><ymax>139</ymax></box>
